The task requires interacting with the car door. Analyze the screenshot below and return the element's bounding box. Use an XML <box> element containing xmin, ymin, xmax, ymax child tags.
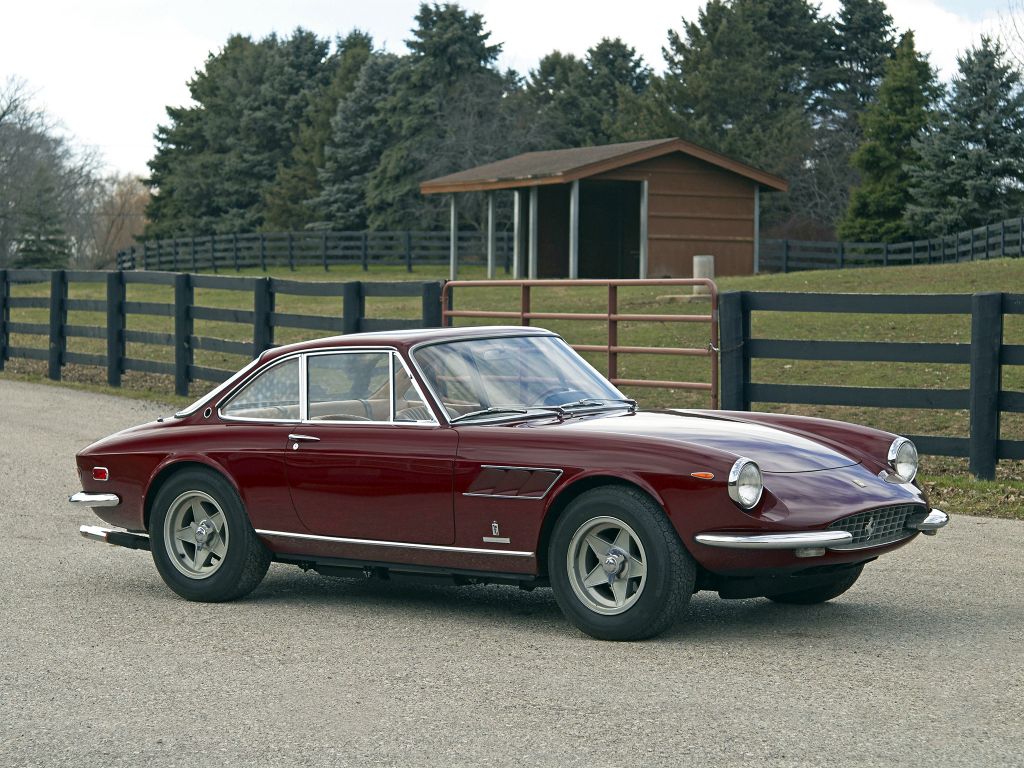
<box><xmin>285</xmin><ymin>349</ymin><xmax>457</xmax><ymax>545</ymax></box>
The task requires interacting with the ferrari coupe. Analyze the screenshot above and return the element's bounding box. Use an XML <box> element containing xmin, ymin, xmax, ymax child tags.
<box><xmin>71</xmin><ymin>326</ymin><xmax>948</xmax><ymax>640</ymax></box>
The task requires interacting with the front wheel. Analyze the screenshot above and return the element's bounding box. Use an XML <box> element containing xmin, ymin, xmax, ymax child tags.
<box><xmin>548</xmin><ymin>486</ymin><xmax>696</xmax><ymax>641</ymax></box>
<box><xmin>149</xmin><ymin>468</ymin><xmax>270</xmax><ymax>602</ymax></box>
<box><xmin>766</xmin><ymin>565</ymin><xmax>864</xmax><ymax>605</ymax></box>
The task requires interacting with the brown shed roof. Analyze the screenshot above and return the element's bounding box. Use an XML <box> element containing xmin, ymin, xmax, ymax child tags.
<box><xmin>420</xmin><ymin>138</ymin><xmax>789</xmax><ymax>194</ymax></box>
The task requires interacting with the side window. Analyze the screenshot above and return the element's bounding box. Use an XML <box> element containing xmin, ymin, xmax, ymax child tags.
<box><xmin>221</xmin><ymin>358</ymin><xmax>299</xmax><ymax>420</ymax></box>
<box><xmin>307</xmin><ymin>352</ymin><xmax>390</xmax><ymax>422</ymax></box>
<box><xmin>394</xmin><ymin>359</ymin><xmax>433</xmax><ymax>422</ymax></box>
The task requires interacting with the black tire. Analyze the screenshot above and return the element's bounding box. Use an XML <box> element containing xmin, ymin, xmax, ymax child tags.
<box><xmin>767</xmin><ymin>565</ymin><xmax>864</xmax><ymax>605</ymax></box>
<box><xmin>548</xmin><ymin>485</ymin><xmax>696</xmax><ymax>641</ymax></box>
<box><xmin>149</xmin><ymin>468</ymin><xmax>270</xmax><ymax>602</ymax></box>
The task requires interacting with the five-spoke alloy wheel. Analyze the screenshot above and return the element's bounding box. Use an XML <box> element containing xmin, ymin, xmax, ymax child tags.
<box><xmin>150</xmin><ymin>468</ymin><xmax>270</xmax><ymax>602</ymax></box>
<box><xmin>549</xmin><ymin>485</ymin><xmax>696</xmax><ymax>641</ymax></box>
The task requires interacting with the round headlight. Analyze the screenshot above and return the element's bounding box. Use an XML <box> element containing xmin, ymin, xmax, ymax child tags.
<box><xmin>888</xmin><ymin>438</ymin><xmax>919</xmax><ymax>483</ymax></box>
<box><xmin>728</xmin><ymin>458</ymin><xmax>763</xmax><ymax>509</ymax></box>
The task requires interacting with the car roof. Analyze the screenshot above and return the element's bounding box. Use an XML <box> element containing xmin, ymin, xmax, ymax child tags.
<box><xmin>259</xmin><ymin>325</ymin><xmax>556</xmax><ymax>363</ymax></box>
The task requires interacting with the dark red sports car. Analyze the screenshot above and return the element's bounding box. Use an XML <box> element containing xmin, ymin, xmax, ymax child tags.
<box><xmin>72</xmin><ymin>326</ymin><xmax>948</xmax><ymax>640</ymax></box>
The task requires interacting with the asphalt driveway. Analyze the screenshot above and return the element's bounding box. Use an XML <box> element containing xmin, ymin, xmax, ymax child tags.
<box><xmin>0</xmin><ymin>378</ymin><xmax>1021</xmax><ymax>767</ymax></box>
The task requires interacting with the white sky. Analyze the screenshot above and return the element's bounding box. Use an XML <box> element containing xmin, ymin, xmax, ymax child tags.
<box><xmin>1</xmin><ymin>0</ymin><xmax>1016</xmax><ymax>177</ymax></box>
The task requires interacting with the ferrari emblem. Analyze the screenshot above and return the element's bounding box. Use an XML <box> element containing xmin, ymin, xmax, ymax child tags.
<box><xmin>491</xmin><ymin>521</ymin><xmax>500</xmax><ymax>536</ymax></box>
<box><xmin>863</xmin><ymin>517</ymin><xmax>876</xmax><ymax>538</ymax></box>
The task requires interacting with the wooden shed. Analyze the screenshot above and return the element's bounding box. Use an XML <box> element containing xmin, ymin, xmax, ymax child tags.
<box><xmin>420</xmin><ymin>138</ymin><xmax>788</xmax><ymax>279</ymax></box>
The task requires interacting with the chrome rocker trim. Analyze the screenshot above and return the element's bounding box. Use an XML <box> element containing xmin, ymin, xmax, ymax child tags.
<box><xmin>695</xmin><ymin>531</ymin><xmax>854</xmax><ymax>550</ymax></box>
<box><xmin>79</xmin><ymin>525</ymin><xmax>151</xmax><ymax>551</ymax></box>
<box><xmin>908</xmin><ymin>508</ymin><xmax>949</xmax><ymax>535</ymax></box>
<box><xmin>255</xmin><ymin>528</ymin><xmax>534</xmax><ymax>558</ymax></box>
<box><xmin>69</xmin><ymin>492</ymin><xmax>120</xmax><ymax>508</ymax></box>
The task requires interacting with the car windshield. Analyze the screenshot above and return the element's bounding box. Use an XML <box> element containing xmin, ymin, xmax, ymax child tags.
<box><xmin>413</xmin><ymin>334</ymin><xmax>627</xmax><ymax>422</ymax></box>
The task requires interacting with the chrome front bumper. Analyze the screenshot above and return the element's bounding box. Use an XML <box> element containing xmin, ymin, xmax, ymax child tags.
<box><xmin>695</xmin><ymin>508</ymin><xmax>949</xmax><ymax>556</ymax></box>
<box><xmin>69</xmin><ymin>492</ymin><xmax>120</xmax><ymax>508</ymax></box>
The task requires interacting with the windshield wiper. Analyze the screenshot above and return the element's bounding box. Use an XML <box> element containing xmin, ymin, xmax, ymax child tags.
<box><xmin>450</xmin><ymin>406</ymin><xmax>561</xmax><ymax>424</ymax></box>
<box><xmin>559</xmin><ymin>397</ymin><xmax>638</xmax><ymax>412</ymax></box>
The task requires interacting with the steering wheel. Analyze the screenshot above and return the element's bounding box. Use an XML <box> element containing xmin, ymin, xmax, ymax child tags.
<box><xmin>529</xmin><ymin>388</ymin><xmax>589</xmax><ymax>407</ymax></box>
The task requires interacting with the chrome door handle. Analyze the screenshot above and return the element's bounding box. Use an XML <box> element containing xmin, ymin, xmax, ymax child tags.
<box><xmin>288</xmin><ymin>434</ymin><xmax>320</xmax><ymax>442</ymax></box>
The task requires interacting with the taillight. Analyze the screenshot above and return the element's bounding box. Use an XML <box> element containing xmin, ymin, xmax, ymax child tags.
<box><xmin>92</xmin><ymin>467</ymin><xmax>110</xmax><ymax>482</ymax></box>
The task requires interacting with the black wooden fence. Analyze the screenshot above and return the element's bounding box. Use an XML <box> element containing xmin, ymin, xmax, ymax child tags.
<box><xmin>0</xmin><ymin>269</ymin><xmax>443</xmax><ymax>397</ymax></box>
<box><xmin>719</xmin><ymin>291</ymin><xmax>1024</xmax><ymax>479</ymax></box>
<box><xmin>761</xmin><ymin>216</ymin><xmax>1024</xmax><ymax>272</ymax></box>
<box><xmin>116</xmin><ymin>230</ymin><xmax>515</xmax><ymax>273</ymax></box>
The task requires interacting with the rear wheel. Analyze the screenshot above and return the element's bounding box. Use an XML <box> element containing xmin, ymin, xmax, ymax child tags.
<box><xmin>149</xmin><ymin>468</ymin><xmax>270</xmax><ymax>602</ymax></box>
<box><xmin>767</xmin><ymin>565</ymin><xmax>864</xmax><ymax>605</ymax></box>
<box><xmin>548</xmin><ymin>485</ymin><xmax>695</xmax><ymax>641</ymax></box>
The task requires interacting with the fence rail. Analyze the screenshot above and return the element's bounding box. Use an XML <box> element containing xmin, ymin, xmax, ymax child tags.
<box><xmin>719</xmin><ymin>290</ymin><xmax>1024</xmax><ymax>479</ymax></box>
<box><xmin>442</xmin><ymin>278</ymin><xmax>720</xmax><ymax>408</ymax></box>
<box><xmin>117</xmin><ymin>230</ymin><xmax>514</xmax><ymax>273</ymax></box>
<box><xmin>761</xmin><ymin>216</ymin><xmax>1024</xmax><ymax>272</ymax></box>
<box><xmin>0</xmin><ymin>269</ymin><xmax>442</xmax><ymax>396</ymax></box>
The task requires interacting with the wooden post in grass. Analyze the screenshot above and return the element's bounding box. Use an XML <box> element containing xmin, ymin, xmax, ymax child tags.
<box><xmin>106</xmin><ymin>271</ymin><xmax>125</xmax><ymax>387</ymax></box>
<box><xmin>342</xmin><ymin>282</ymin><xmax>363</xmax><ymax>334</ymax></box>
<box><xmin>0</xmin><ymin>269</ymin><xmax>8</xmax><ymax>370</ymax></box>
<box><xmin>252</xmin><ymin>277</ymin><xmax>274</xmax><ymax>355</ymax></box>
<box><xmin>173</xmin><ymin>273</ymin><xmax>193</xmax><ymax>397</ymax></box>
<box><xmin>719</xmin><ymin>291</ymin><xmax>749</xmax><ymax>411</ymax></box>
<box><xmin>969</xmin><ymin>292</ymin><xmax>1002</xmax><ymax>480</ymax></box>
<box><xmin>48</xmin><ymin>270</ymin><xmax>67</xmax><ymax>381</ymax></box>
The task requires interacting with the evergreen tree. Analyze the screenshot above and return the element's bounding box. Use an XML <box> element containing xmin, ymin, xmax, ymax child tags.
<box><xmin>365</xmin><ymin>3</ymin><xmax>504</xmax><ymax>229</ymax></box>
<box><xmin>15</xmin><ymin>165</ymin><xmax>71</xmax><ymax>268</ymax></box>
<box><xmin>311</xmin><ymin>53</ymin><xmax>400</xmax><ymax>230</ymax></box>
<box><xmin>803</xmin><ymin>0</ymin><xmax>896</xmax><ymax>231</ymax></box>
<box><xmin>145</xmin><ymin>29</ymin><xmax>333</xmax><ymax>238</ymax></box>
<box><xmin>262</xmin><ymin>30</ymin><xmax>373</xmax><ymax>230</ymax></box>
<box><xmin>906</xmin><ymin>37</ymin><xmax>1024</xmax><ymax>236</ymax></box>
<box><xmin>838</xmin><ymin>32</ymin><xmax>940</xmax><ymax>242</ymax></box>
<box><xmin>528</xmin><ymin>39</ymin><xmax>649</xmax><ymax>148</ymax></box>
<box><xmin>613</xmin><ymin>0</ymin><xmax>829</xmax><ymax>230</ymax></box>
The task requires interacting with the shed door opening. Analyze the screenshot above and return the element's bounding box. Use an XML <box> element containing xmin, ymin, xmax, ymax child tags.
<box><xmin>580</xmin><ymin>180</ymin><xmax>641</xmax><ymax>279</ymax></box>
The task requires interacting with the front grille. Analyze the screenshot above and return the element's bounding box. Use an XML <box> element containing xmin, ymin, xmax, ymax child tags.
<box><xmin>827</xmin><ymin>504</ymin><xmax>925</xmax><ymax>549</ymax></box>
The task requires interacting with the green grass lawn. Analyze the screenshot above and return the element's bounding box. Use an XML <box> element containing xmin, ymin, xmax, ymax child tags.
<box><xmin>3</xmin><ymin>257</ymin><xmax>1022</xmax><ymax>518</ymax></box>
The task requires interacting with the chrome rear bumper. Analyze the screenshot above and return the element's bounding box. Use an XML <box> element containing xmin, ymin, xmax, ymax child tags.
<box><xmin>79</xmin><ymin>525</ymin><xmax>151</xmax><ymax>551</ymax></box>
<box><xmin>69</xmin><ymin>492</ymin><xmax>120</xmax><ymax>508</ymax></box>
<box><xmin>695</xmin><ymin>508</ymin><xmax>949</xmax><ymax>555</ymax></box>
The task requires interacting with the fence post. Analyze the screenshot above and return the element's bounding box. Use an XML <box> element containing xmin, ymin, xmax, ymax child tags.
<box><xmin>288</xmin><ymin>232</ymin><xmax>295</xmax><ymax>272</ymax></box>
<box><xmin>883</xmin><ymin>242</ymin><xmax>889</xmax><ymax>267</ymax></box>
<box><xmin>361</xmin><ymin>232</ymin><xmax>369</xmax><ymax>272</ymax></box>
<box><xmin>191</xmin><ymin>237</ymin><xmax>197</xmax><ymax>272</ymax></box>
<box><xmin>105</xmin><ymin>271</ymin><xmax>125</xmax><ymax>387</ymax></box>
<box><xmin>233</xmin><ymin>233</ymin><xmax>240</xmax><ymax>272</ymax></box>
<box><xmin>420</xmin><ymin>282</ymin><xmax>442</xmax><ymax>328</ymax></box>
<box><xmin>968</xmin><ymin>292</ymin><xmax>1002</xmax><ymax>480</ymax></box>
<box><xmin>838</xmin><ymin>241</ymin><xmax>845</xmax><ymax>269</ymax></box>
<box><xmin>910</xmin><ymin>241</ymin><xmax>916</xmax><ymax>265</ymax></box>
<box><xmin>260</xmin><ymin>233</ymin><xmax>267</xmax><ymax>272</ymax></box>
<box><xmin>782</xmin><ymin>240</ymin><xmax>789</xmax><ymax>273</ymax></box>
<box><xmin>0</xmin><ymin>269</ymin><xmax>7</xmax><ymax>370</ymax></box>
<box><xmin>341</xmin><ymin>282</ymin><xmax>363</xmax><ymax>334</ymax></box>
<box><xmin>48</xmin><ymin>269</ymin><xmax>66</xmax><ymax>381</ymax></box>
<box><xmin>405</xmin><ymin>231</ymin><xmax>413</xmax><ymax>273</ymax></box>
<box><xmin>173</xmin><ymin>273</ymin><xmax>193</xmax><ymax>397</ymax></box>
<box><xmin>322</xmin><ymin>232</ymin><xmax>329</xmax><ymax>272</ymax></box>
<box><xmin>142</xmin><ymin>242</ymin><xmax>149</xmax><ymax>270</ymax></box>
<box><xmin>718</xmin><ymin>291</ymin><xmax>750</xmax><ymax>411</ymax></box>
<box><xmin>252</xmin><ymin>277</ymin><xmax>274</xmax><ymax>355</ymax></box>
<box><xmin>1000</xmin><ymin>220</ymin><xmax>1006</xmax><ymax>257</ymax></box>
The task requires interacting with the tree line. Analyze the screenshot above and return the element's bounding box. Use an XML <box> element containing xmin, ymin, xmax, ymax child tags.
<box><xmin>3</xmin><ymin>1</ymin><xmax>1023</xmax><ymax>270</ymax></box>
<box><xmin>0</xmin><ymin>77</ymin><xmax>148</xmax><ymax>269</ymax></box>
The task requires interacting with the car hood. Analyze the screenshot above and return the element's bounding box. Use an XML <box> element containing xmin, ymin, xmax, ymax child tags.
<box><xmin>535</xmin><ymin>410</ymin><xmax>859</xmax><ymax>473</ymax></box>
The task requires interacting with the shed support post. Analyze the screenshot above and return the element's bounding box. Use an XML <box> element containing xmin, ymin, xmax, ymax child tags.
<box><xmin>569</xmin><ymin>180</ymin><xmax>580</xmax><ymax>280</ymax></box>
<box><xmin>512</xmin><ymin>190</ymin><xmax>522</xmax><ymax>279</ymax></box>
<box><xmin>449</xmin><ymin>195</ymin><xmax>458</xmax><ymax>281</ymax></box>
<box><xmin>639</xmin><ymin>180</ymin><xmax>649</xmax><ymax>279</ymax></box>
<box><xmin>753</xmin><ymin>186</ymin><xmax>760</xmax><ymax>274</ymax></box>
<box><xmin>528</xmin><ymin>187</ymin><xmax>538</xmax><ymax>280</ymax></box>
<box><xmin>486</xmin><ymin>192</ymin><xmax>496</xmax><ymax>280</ymax></box>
